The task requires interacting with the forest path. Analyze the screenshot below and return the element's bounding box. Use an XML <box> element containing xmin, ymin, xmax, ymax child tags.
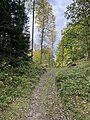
<box><xmin>27</xmin><ymin>69</ymin><xmax>63</xmax><ymax>120</ymax></box>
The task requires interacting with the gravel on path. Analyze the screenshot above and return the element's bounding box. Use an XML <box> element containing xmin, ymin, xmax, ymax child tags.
<box><xmin>28</xmin><ymin>69</ymin><xmax>63</xmax><ymax>120</ymax></box>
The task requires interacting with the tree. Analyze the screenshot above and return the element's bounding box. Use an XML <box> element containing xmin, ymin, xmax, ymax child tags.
<box><xmin>31</xmin><ymin>0</ymin><xmax>35</xmax><ymax>59</ymax></box>
<box><xmin>56</xmin><ymin>24</ymin><xmax>88</xmax><ymax>67</ymax></box>
<box><xmin>35</xmin><ymin>0</ymin><xmax>56</xmax><ymax>64</ymax></box>
<box><xmin>47</xmin><ymin>14</ymin><xmax>56</xmax><ymax>66</ymax></box>
<box><xmin>0</xmin><ymin>0</ymin><xmax>30</xmax><ymax>64</ymax></box>
<box><xmin>65</xmin><ymin>0</ymin><xmax>90</xmax><ymax>58</ymax></box>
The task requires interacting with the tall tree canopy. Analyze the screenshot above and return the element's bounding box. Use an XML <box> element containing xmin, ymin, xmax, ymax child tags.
<box><xmin>0</xmin><ymin>0</ymin><xmax>30</xmax><ymax>64</ymax></box>
<box><xmin>56</xmin><ymin>0</ymin><xmax>90</xmax><ymax>67</ymax></box>
<box><xmin>65</xmin><ymin>0</ymin><xmax>90</xmax><ymax>58</ymax></box>
<box><xmin>35</xmin><ymin>0</ymin><xmax>56</xmax><ymax>64</ymax></box>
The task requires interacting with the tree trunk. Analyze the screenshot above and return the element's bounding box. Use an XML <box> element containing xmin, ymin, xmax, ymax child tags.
<box><xmin>51</xmin><ymin>40</ymin><xmax>54</xmax><ymax>66</ymax></box>
<box><xmin>40</xmin><ymin>16</ymin><xmax>44</xmax><ymax>64</ymax></box>
<box><xmin>31</xmin><ymin>0</ymin><xmax>35</xmax><ymax>59</ymax></box>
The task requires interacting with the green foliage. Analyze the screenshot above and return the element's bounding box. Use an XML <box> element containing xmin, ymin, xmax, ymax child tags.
<box><xmin>56</xmin><ymin>0</ymin><xmax>90</xmax><ymax>67</ymax></box>
<box><xmin>56</xmin><ymin>60</ymin><xmax>90</xmax><ymax>120</ymax></box>
<box><xmin>34</xmin><ymin>47</ymin><xmax>53</xmax><ymax>67</ymax></box>
<box><xmin>65</xmin><ymin>0</ymin><xmax>90</xmax><ymax>58</ymax></box>
<box><xmin>56</xmin><ymin>23</ymin><xmax>90</xmax><ymax>67</ymax></box>
<box><xmin>0</xmin><ymin>0</ymin><xmax>30</xmax><ymax>63</ymax></box>
<box><xmin>35</xmin><ymin>0</ymin><xmax>56</xmax><ymax>64</ymax></box>
<box><xmin>0</xmin><ymin>59</ymin><xmax>44</xmax><ymax>119</ymax></box>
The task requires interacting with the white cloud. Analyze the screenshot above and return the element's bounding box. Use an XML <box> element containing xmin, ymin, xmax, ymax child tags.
<box><xmin>49</xmin><ymin>0</ymin><xmax>73</xmax><ymax>47</ymax></box>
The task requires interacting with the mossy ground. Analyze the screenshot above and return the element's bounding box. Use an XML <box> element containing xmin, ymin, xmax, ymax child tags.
<box><xmin>0</xmin><ymin>59</ymin><xmax>89</xmax><ymax>120</ymax></box>
<box><xmin>0</xmin><ymin>60</ymin><xmax>44</xmax><ymax>120</ymax></box>
<box><xmin>56</xmin><ymin>59</ymin><xmax>90</xmax><ymax>120</ymax></box>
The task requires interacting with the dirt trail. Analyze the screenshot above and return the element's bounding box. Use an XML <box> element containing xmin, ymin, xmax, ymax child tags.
<box><xmin>28</xmin><ymin>69</ymin><xmax>63</xmax><ymax>120</ymax></box>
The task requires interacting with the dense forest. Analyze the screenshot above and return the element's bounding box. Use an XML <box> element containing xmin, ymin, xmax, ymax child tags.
<box><xmin>56</xmin><ymin>0</ymin><xmax>90</xmax><ymax>120</ymax></box>
<box><xmin>0</xmin><ymin>0</ymin><xmax>30</xmax><ymax>65</ymax></box>
<box><xmin>0</xmin><ymin>0</ymin><xmax>55</xmax><ymax>119</ymax></box>
<box><xmin>0</xmin><ymin>0</ymin><xmax>90</xmax><ymax>120</ymax></box>
<box><xmin>56</xmin><ymin>0</ymin><xmax>90</xmax><ymax>67</ymax></box>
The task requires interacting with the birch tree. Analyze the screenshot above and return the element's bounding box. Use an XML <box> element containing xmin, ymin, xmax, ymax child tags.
<box><xmin>35</xmin><ymin>0</ymin><xmax>55</xmax><ymax>64</ymax></box>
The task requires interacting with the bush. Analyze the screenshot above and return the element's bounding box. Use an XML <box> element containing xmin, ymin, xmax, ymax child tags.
<box><xmin>0</xmin><ymin>60</ymin><xmax>44</xmax><ymax>111</ymax></box>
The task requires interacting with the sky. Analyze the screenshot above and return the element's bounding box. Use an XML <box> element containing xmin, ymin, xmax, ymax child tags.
<box><xmin>48</xmin><ymin>0</ymin><xmax>72</xmax><ymax>48</ymax></box>
<box><xmin>29</xmin><ymin>0</ymin><xmax>73</xmax><ymax>50</ymax></box>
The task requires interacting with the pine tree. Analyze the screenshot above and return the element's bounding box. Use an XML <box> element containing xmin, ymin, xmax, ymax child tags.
<box><xmin>0</xmin><ymin>0</ymin><xmax>30</xmax><ymax>64</ymax></box>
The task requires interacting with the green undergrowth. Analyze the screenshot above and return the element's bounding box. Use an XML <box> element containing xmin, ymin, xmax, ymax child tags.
<box><xmin>0</xmin><ymin>59</ymin><xmax>45</xmax><ymax>120</ymax></box>
<box><xmin>56</xmin><ymin>59</ymin><xmax>90</xmax><ymax>120</ymax></box>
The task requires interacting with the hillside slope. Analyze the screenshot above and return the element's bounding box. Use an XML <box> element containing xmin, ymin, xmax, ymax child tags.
<box><xmin>56</xmin><ymin>60</ymin><xmax>90</xmax><ymax>120</ymax></box>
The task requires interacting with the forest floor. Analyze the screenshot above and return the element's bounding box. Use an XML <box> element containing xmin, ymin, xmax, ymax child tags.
<box><xmin>27</xmin><ymin>69</ymin><xmax>63</xmax><ymax>120</ymax></box>
<box><xmin>1</xmin><ymin>60</ymin><xmax>89</xmax><ymax>120</ymax></box>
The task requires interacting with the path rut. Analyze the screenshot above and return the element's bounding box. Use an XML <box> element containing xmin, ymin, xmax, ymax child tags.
<box><xmin>28</xmin><ymin>69</ymin><xmax>63</xmax><ymax>120</ymax></box>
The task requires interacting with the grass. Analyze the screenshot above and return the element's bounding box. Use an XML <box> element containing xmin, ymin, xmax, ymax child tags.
<box><xmin>56</xmin><ymin>59</ymin><xmax>90</xmax><ymax>120</ymax></box>
<box><xmin>0</xmin><ymin>59</ymin><xmax>45</xmax><ymax>120</ymax></box>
